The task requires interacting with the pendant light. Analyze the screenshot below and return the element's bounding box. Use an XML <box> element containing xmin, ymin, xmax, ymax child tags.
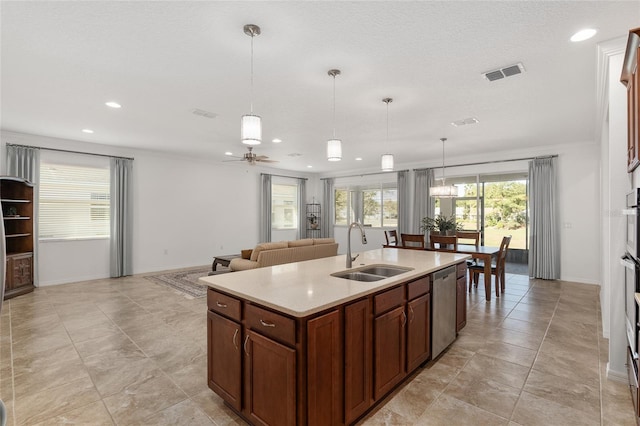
<box><xmin>241</xmin><ymin>24</ymin><xmax>261</xmax><ymax>145</ymax></box>
<box><xmin>327</xmin><ymin>69</ymin><xmax>342</xmax><ymax>161</ymax></box>
<box><xmin>429</xmin><ymin>137</ymin><xmax>457</xmax><ymax>197</ymax></box>
<box><xmin>381</xmin><ymin>98</ymin><xmax>394</xmax><ymax>171</ymax></box>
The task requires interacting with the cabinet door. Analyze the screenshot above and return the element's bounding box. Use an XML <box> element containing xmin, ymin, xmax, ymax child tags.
<box><xmin>207</xmin><ymin>311</ymin><xmax>242</xmax><ymax>411</ymax></box>
<box><xmin>307</xmin><ymin>310</ymin><xmax>341</xmax><ymax>426</ymax></box>
<box><xmin>374</xmin><ymin>306</ymin><xmax>406</xmax><ymax>400</ymax></box>
<box><xmin>245</xmin><ymin>329</ymin><xmax>296</xmax><ymax>426</ymax></box>
<box><xmin>407</xmin><ymin>294</ymin><xmax>430</xmax><ymax>372</ymax></box>
<box><xmin>12</xmin><ymin>255</ymin><xmax>32</xmax><ymax>290</ymax></box>
<box><xmin>4</xmin><ymin>258</ymin><xmax>13</xmax><ymax>291</ymax></box>
<box><xmin>456</xmin><ymin>276</ymin><xmax>467</xmax><ymax>332</ymax></box>
<box><xmin>344</xmin><ymin>299</ymin><xmax>372</xmax><ymax>424</ymax></box>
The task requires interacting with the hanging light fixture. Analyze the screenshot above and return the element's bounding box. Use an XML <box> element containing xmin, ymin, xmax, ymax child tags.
<box><xmin>381</xmin><ymin>98</ymin><xmax>394</xmax><ymax>171</ymax></box>
<box><xmin>326</xmin><ymin>69</ymin><xmax>342</xmax><ymax>161</ymax></box>
<box><xmin>429</xmin><ymin>137</ymin><xmax>458</xmax><ymax>197</ymax></box>
<box><xmin>241</xmin><ymin>24</ymin><xmax>262</xmax><ymax>145</ymax></box>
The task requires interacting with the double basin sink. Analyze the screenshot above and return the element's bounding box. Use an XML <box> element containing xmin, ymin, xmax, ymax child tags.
<box><xmin>331</xmin><ymin>264</ymin><xmax>414</xmax><ymax>282</ymax></box>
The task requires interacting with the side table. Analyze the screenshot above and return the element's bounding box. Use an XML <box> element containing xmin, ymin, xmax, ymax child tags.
<box><xmin>212</xmin><ymin>254</ymin><xmax>241</xmax><ymax>271</ymax></box>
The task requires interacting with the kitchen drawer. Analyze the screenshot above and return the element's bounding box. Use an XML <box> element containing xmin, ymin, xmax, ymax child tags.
<box><xmin>407</xmin><ymin>275</ymin><xmax>430</xmax><ymax>300</ymax></box>
<box><xmin>245</xmin><ymin>303</ymin><xmax>296</xmax><ymax>346</ymax></box>
<box><xmin>207</xmin><ymin>289</ymin><xmax>241</xmax><ymax>322</ymax></box>
<box><xmin>456</xmin><ymin>262</ymin><xmax>467</xmax><ymax>279</ymax></box>
<box><xmin>374</xmin><ymin>286</ymin><xmax>404</xmax><ymax>316</ymax></box>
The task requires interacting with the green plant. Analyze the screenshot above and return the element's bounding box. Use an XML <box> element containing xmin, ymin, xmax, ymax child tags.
<box><xmin>420</xmin><ymin>214</ymin><xmax>461</xmax><ymax>234</ymax></box>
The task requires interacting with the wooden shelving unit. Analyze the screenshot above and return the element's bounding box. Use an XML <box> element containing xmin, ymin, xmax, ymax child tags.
<box><xmin>2</xmin><ymin>176</ymin><xmax>35</xmax><ymax>299</ymax></box>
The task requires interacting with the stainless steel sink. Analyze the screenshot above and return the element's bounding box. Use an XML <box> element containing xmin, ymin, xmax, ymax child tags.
<box><xmin>331</xmin><ymin>264</ymin><xmax>413</xmax><ymax>282</ymax></box>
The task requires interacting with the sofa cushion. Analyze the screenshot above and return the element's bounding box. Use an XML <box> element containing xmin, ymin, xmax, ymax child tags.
<box><xmin>313</xmin><ymin>238</ymin><xmax>335</xmax><ymax>245</ymax></box>
<box><xmin>250</xmin><ymin>241</ymin><xmax>288</xmax><ymax>261</ymax></box>
<box><xmin>241</xmin><ymin>249</ymin><xmax>253</xmax><ymax>259</ymax></box>
<box><xmin>230</xmin><ymin>258</ymin><xmax>261</xmax><ymax>271</ymax></box>
<box><xmin>288</xmin><ymin>239</ymin><xmax>314</xmax><ymax>248</ymax></box>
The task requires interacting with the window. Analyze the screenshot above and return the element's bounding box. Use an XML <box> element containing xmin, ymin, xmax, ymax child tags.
<box><xmin>39</xmin><ymin>163</ymin><xmax>110</xmax><ymax>240</ymax></box>
<box><xmin>272</xmin><ymin>183</ymin><xmax>298</xmax><ymax>229</ymax></box>
<box><xmin>335</xmin><ymin>185</ymin><xmax>397</xmax><ymax>228</ymax></box>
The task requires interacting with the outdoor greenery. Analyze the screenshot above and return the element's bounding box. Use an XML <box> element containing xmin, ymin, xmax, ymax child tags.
<box><xmin>420</xmin><ymin>214</ymin><xmax>461</xmax><ymax>234</ymax></box>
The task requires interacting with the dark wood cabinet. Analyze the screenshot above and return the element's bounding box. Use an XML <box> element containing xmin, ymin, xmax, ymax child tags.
<box><xmin>307</xmin><ymin>310</ymin><xmax>342</xmax><ymax>426</ymax></box>
<box><xmin>621</xmin><ymin>28</ymin><xmax>640</xmax><ymax>172</ymax></box>
<box><xmin>244</xmin><ymin>330</ymin><xmax>296</xmax><ymax>426</ymax></box>
<box><xmin>374</xmin><ymin>305</ymin><xmax>406</xmax><ymax>400</ymax></box>
<box><xmin>2</xmin><ymin>177</ymin><xmax>35</xmax><ymax>300</ymax></box>
<box><xmin>207</xmin><ymin>311</ymin><xmax>242</xmax><ymax>411</ymax></box>
<box><xmin>344</xmin><ymin>299</ymin><xmax>372</xmax><ymax>424</ymax></box>
<box><xmin>406</xmin><ymin>293</ymin><xmax>430</xmax><ymax>372</ymax></box>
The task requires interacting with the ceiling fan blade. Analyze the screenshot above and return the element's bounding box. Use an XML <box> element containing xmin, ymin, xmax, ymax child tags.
<box><xmin>255</xmin><ymin>155</ymin><xmax>270</xmax><ymax>160</ymax></box>
<box><xmin>256</xmin><ymin>159</ymin><xmax>279</xmax><ymax>163</ymax></box>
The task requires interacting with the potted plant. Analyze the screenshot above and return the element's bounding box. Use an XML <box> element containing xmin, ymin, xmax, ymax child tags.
<box><xmin>420</xmin><ymin>214</ymin><xmax>461</xmax><ymax>236</ymax></box>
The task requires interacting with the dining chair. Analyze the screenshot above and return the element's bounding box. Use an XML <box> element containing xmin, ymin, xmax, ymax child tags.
<box><xmin>469</xmin><ymin>235</ymin><xmax>512</xmax><ymax>296</ymax></box>
<box><xmin>400</xmin><ymin>233</ymin><xmax>425</xmax><ymax>249</ymax></box>
<box><xmin>429</xmin><ymin>235</ymin><xmax>458</xmax><ymax>252</ymax></box>
<box><xmin>384</xmin><ymin>230</ymin><xmax>399</xmax><ymax>246</ymax></box>
<box><xmin>455</xmin><ymin>231</ymin><xmax>480</xmax><ymax>247</ymax></box>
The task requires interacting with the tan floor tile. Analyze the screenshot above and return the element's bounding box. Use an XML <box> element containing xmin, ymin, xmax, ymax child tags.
<box><xmin>13</xmin><ymin>355</ymin><xmax>90</xmax><ymax>398</ymax></box>
<box><xmin>14</xmin><ymin>376</ymin><xmax>101</xmax><ymax>425</ymax></box>
<box><xmin>31</xmin><ymin>400</ymin><xmax>114</xmax><ymax>425</ymax></box>
<box><xmin>165</xmin><ymin>353</ymin><xmax>209</xmax><ymax>397</ymax></box>
<box><xmin>143</xmin><ymin>398</ymin><xmax>215</xmax><ymax>425</ymax></box>
<box><xmin>84</xmin><ymin>351</ymin><xmax>162</xmax><ymax>398</ymax></box>
<box><xmin>512</xmin><ymin>391</ymin><xmax>599</xmax><ymax>426</ymax></box>
<box><xmin>532</xmin><ymin>350</ymin><xmax>600</xmax><ymax>389</ymax></box>
<box><xmin>485</xmin><ymin>327</ymin><xmax>544</xmax><ymax>351</ymax></box>
<box><xmin>437</xmin><ymin>346</ymin><xmax>475</xmax><ymax>371</ymax></box>
<box><xmin>74</xmin><ymin>332</ymin><xmax>142</xmax><ymax>360</ymax></box>
<box><xmin>477</xmin><ymin>341</ymin><xmax>537</xmax><ymax>368</ymax></box>
<box><xmin>443</xmin><ymin>369</ymin><xmax>521</xmax><ymax>419</ymax></box>
<box><xmin>461</xmin><ymin>353</ymin><xmax>530</xmax><ymax>389</ymax></box>
<box><xmin>360</xmin><ymin>406</ymin><xmax>413</xmax><ymax>425</ymax></box>
<box><xmin>102</xmin><ymin>374</ymin><xmax>188</xmax><ymax>424</ymax></box>
<box><xmin>524</xmin><ymin>369</ymin><xmax>600</xmax><ymax>417</ymax></box>
<box><xmin>415</xmin><ymin>393</ymin><xmax>509</xmax><ymax>425</ymax></box>
<box><xmin>190</xmin><ymin>389</ymin><xmax>243</xmax><ymax>425</ymax></box>
<box><xmin>500</xmin><ymin>317</ymin><xmax>548</xmax><ymax>337</ymax></box>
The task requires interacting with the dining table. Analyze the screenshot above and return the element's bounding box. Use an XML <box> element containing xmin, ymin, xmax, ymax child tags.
<box><xmin>453</xmin><ymin>244</ymin><xmax>501</xmax><ymax>300</ymax></box>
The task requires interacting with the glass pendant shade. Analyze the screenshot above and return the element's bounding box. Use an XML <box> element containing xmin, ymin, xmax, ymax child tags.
<box><xmin>241</xmin><ymin>114</ymin><xmax>262</xmax><ymax>145</ymax></box>
<box><xmin>429</xmin><ymin>183</ymin><xmax>458</xmax><ymax>198</ymax></box>
<box><xmin>327</xmin><ymin>139</ymin><xmax>342</xmax><ymax>161</ymax></box>
<box><xmin>381</xmin><ymin>154</ymin><xmax>394</xmax><ymax>171</ymax></box>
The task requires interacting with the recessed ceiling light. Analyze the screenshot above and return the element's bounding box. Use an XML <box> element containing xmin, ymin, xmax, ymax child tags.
<box><xmin>272</xmin><ymin>138</ymin><xmax>282</xmax><ymax>143</ymax></box>
<box><xmin>451</xmin><ymin>117</ymin><xmax>479</xmax><ymax>127</ymax></box>
<box><xmin>224</xmin><ymin>152</ymin><xmax>233</xmax><ymax>156</ymax></box>
<box><xmin>105</xmin><ymin>101</ymin><xmax>122</xmax><ymax>108</ymax></box>
<box><xmin>82</xmin><ymin>129</ymin><xmax>94</xmax><ymax>134</ymax></box>
<box><xmin>355</xmin><ymin>157</ymin><xmax>363</xmax><ymax>161</ymax></box>
<box><xmin>307</xmin><ymin>165</ymin><xmax>313</xmax><ymax>168</ymax></box>
<box><xmin>570</xmin><ymin>28</ymin><xmax>597</xmax><ymax>42</ymax></box>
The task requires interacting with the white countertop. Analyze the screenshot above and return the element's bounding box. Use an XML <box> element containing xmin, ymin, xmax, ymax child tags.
<box><xmin>200</xmin><ymin>248</ymin><xmax>470</xmax><ymax>317</ymax></box>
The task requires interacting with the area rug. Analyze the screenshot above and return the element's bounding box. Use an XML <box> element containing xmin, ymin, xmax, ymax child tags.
<box><xmin>144</xmin><ymin>267</ymin><xmax>213</xmax><ymax>298</ymax></box>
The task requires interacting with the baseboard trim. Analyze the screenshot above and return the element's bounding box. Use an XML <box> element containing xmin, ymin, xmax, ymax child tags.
<box><xmin>607</xmin><ymin>363</ymin><xmax>629</xmax><ymax>383</ymax></box>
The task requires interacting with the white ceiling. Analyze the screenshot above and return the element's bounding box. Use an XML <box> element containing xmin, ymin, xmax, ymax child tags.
<box><xmin>1</xmin><ymin>1</ymin><xmax>638</xmax><ymax>174</ymax></box>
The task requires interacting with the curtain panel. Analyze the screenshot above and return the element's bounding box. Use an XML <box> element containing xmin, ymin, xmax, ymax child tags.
<box><xmin>297</xmin><ymin>178</ymin><xmax>307</xmax><ymax>239</ymax></box>
<box><xmin>397</xmin><ymin>170</ymin><xmax>411</xmax><ymax>235</ymax></box>
<box><xmin>110</xmin><ymin>158</ymin><xmax>133</xmax><ymax>278</ymax></box>
<box><xmin>321</xmin><ymin>178</ymin><xmax>334</xmax><ymax>238</ymax></box>
<box><xmin>413</xmin><ymin>169</ymin><xmax>435</xmax><ymax>240</ymax></box>
<box><xmin>528</xmin><ymin>157</ymin><xmax>560</xmax><ymax>279</ymax></box>
<box><xmin>260</xmin><ymin>174</ymin><xmax>272</xmax><ymax>243</ymax></box>
<box><xmin>6</xmin><ymin>145</ymin><xmax>41</xmax><ymax>286</ymax></box>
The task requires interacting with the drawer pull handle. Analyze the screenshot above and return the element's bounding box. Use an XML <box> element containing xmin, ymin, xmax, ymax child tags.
<box><xmin>409</xmin><ymin>306</ymin><xmax>415</xmax><ymax>323</ymax></box>
<box><xmin>244</xmin><ymin>335</ymin><xmax>250</xmax><ymax>356</ymax></box>
<box><xmin>260</xmin><ymin>319</ymin><xmax>276</xmax><ymax>328</ymax></box>
<box><xmin>233</xmin><ymin>329</ymin><xmax>239</xmax><ymax>349</ymax></box>
<box><xmin>401</xmin><ymin>311</ymin><xmax>407</xmax><ymax>327</ymax></box>
<box><xmin>216</xmin><ymin>301</ymin><xmax>228</xmax><ymax>308</ymax></box>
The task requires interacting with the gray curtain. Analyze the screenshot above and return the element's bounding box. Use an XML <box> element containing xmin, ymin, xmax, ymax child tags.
<box><xmin>397</xmin><ymin>170</ymin><xmax>410</xmax><ymax>235</ymax></box>
<box><xmin>321</xmin><ymin>178</ymin><xmax>334</xmax><ymax>238</ymax></box>
<box><xmin>297</xmin><ymin>178</ymin><xmax>307</xmax><ymax>239</ymax></box>
<box><xmin>413</xmin><ymin>169</ymin><xmax>435</xmax><ymax>237</ymax></box>
<box><xmin>529</xmin><ymin>157</ymin><xmax>560</xmax><ymax>279</ymax></box>
<box><xmin>6</xmin><ymin>145</ymin><xmax>40</xmax><ymax>286</ymax></box>
<box><xmin>110</xmin><ymin>158</ymin><xmax>133</xmax><ymax>277</ymax></box>
<box><xmin>260</xmin><ymin>174</ymin><xmax>272</xmax><ymax>243</ymax></box>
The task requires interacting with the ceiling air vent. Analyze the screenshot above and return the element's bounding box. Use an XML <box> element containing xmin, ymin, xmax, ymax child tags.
<box><xmin>191</xmin><ymin>108</ymin><xmax>217</xmax><ymax>119</ymax></box>
<box><xmin>482</xmin><ymin>62</ymin><xmax>525</xmax><ymax>81</ymax></box>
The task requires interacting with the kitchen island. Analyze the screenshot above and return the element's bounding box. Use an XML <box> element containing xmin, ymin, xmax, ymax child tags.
<box><xmin>200</xmin><ymin>248</ymin><xmax>470</xmax><ymax>426</ymax></box>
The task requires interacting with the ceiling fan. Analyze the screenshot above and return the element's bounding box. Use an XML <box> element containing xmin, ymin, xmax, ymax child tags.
<box><xmin>224</xmin><ymin>147</ymin><xmax>278</xmax><ymax>165</ymax></box>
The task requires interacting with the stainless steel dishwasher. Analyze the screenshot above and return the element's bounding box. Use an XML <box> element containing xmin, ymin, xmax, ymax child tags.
<box><xmin>431</xmin><ymin>265</ymin><xmax>457</xmax><ymax>358</ymax></box>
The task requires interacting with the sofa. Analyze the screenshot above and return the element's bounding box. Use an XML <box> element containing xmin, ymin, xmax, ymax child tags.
<box><xmin>229</xmin><ymin>238</ymin><xmax>339</xmax><ymax>271</ymax></box>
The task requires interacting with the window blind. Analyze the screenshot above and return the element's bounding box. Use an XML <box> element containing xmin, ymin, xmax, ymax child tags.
<box><xmin>39</xmin><ymin>163</ymin><xmax>110</xmax><ymax>240</ymax></box>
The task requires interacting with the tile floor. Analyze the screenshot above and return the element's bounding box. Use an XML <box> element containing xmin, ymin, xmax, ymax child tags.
<box><xmin>0</xmin><ymin>270</ymin><xmax>636</xmax><ymax>425</ymax></box>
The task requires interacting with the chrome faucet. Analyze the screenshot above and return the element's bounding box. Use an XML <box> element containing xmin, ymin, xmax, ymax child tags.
<box><xmin>347</xmin><ymin>222</ymin><xmax>367</xmax><ymax>268</ymax></box>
